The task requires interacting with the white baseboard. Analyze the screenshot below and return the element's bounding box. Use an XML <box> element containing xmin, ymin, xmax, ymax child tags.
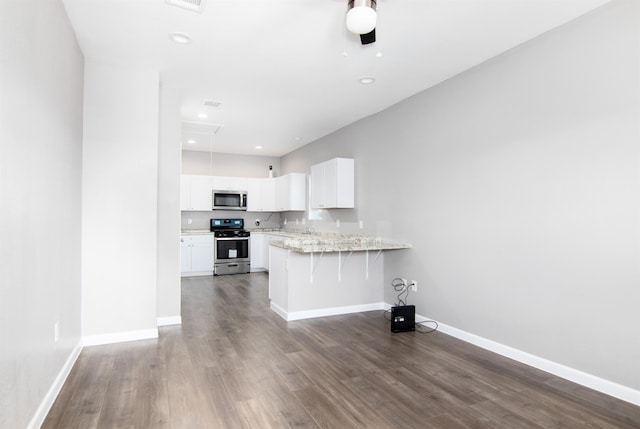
<box><xmin>82</xmin><ymin>328</ymin><xmax>158</xmax><ymax>347</ymax></box>
<box><xmin>27</xmin><ymin>340</ymin><xmax>83</xmax><ymax>429</ymax></box>
<box><xmin>181</xmin><ymin>271</ymin><xmax>213</xmax><ymax>277</ymax></box>
<box><xmin>157</xmin><ymin>316</ymin><xmax>182</xmax><ymax>326</ymax></box>
<box><xmin>383</xmin><ymin>303</ymin><xmax>640</xmax><ymax>406</ymax></box>
<box><xmin>272</xmin><ymin>302</ymin><xmax>386</xmax><ymax>321</ymax></box>
<box><xmin>433</xmin><ymin>319</ymin><xmax>640</xmax><ymax>406</ymax></box>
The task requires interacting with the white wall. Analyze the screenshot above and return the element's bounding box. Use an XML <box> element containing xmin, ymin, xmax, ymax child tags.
<box><xmin>157</xmin><ymin>87</ymin><xmax>182</xmax><ymax>322</ymax></box>
<box><xmin>0</xmin><ymin>0</ymin><xmax>83</xmax><ymax>427</ymax></box>
<box><xmin>81</xmin><ymin>61</ymin><xmax>160</xmax><ymax>343</ymax></box>
<box><xmin>282</xmin><ymin>0</ymin><xmax>640</xmax><ymax>396</ymax></box>
<box><xmin>182</xmin><ymin>150</ymin><xmax>281</xmax><ymax>177</ymax></box>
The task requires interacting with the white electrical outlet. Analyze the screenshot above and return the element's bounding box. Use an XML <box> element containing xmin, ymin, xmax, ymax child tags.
<box><xmin>54</xmin><ymin>321</ymin><xmax>60</xmax><ymax>343</ymax></box>
<box><xmin>187</xmin><ymin>218</ymin><xmax>192</xmax><ymax>224</ymax></box>
<box><xmin>336</xmin><ymin>219</ymin><xmax>340</xmax><ymax>227</ymax></box>
<box><xmin>359</xmin><ymin>220</ymin><xmax>364</xmax><ymax>229</ymax></box>
<box><xmin>410</xmin><ymin>280</ymin><xmax>418</xmax><ymax>292</ymax></box>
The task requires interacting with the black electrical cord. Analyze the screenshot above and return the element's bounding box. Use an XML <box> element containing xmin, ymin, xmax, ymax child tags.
<box><xmin>391</xmin><ymin>277</ymin><xmax>408</xmax><ymax>306</ymax></box>
<box><xmin>415</xmin><ymin>320</ymin><xmax>438</xmax><ymax>334</ymax></box>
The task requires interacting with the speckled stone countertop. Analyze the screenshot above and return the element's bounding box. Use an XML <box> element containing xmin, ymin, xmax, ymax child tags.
<box><xmin>267</xmin><ymin>232</ymin><xmax>411</xmax><ymax>253</ymax></box>
<box><xmin>181</xmin><ymin>229</ymin><xmax>214</xmax><ymax>235</ymax></box>
<box><xmin>181</xmin><ymin>229</ymin><xmax>411</xmax><ymax>253</ymax></box>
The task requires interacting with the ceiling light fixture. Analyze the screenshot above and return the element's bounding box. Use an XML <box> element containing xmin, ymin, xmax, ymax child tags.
<box><xmin>255</xmin><ymin>146</ymin><xmax>263</xmax><ymax>150</ymax></box>
<box><xmin>187</xmin><ymin>139</ymin><xmax>196</xmax><ymax>144</ymax></box>
<box><xmin>346</xmin><ymin>0</ymin><xmax>377</xmax><ymax>35</ymax></box>
<box><xmin>197</xmin><ymin>113</ymin><xmax>208</xmax><ymax>119</ymax></box>
<box><xmin>168</xmin><ymin>32</ymin><xmax>192</xmax><ymax>44</ymax></box>
<box><xmin>202</xmin><ymin>99</ymin><xmax>222</xmax><ymax>108</ymax></box>
<box><xmin>358</xmin><ymin>76</ymin><xmax>376</xmax><ymax>84</ymax></box>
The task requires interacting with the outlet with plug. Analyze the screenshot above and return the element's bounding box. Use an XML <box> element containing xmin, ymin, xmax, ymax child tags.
<box><xmin>409</xmin><ymin>280</ymin><xmax>418</xmax><ymax>292</ymax></box>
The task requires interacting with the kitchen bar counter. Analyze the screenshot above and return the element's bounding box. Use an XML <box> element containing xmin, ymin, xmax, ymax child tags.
<box><xmin>266</xmin><ymin>232</ymin><xmax>411</xmax><ymax>321</ymax></box>
<box><xmin>253</xmin><ymin>230</ymin><xmax>411</xmax><ymax>253</ymax></box>
<box><xmin>270</xmin><ymin>236</ymin><xmax>410</xmax><ymax>253</ymax></box>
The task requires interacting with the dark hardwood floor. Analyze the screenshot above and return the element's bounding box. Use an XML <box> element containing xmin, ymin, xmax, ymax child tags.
<box><xmin>43</xmin><ymin>273</ymin><xmax>640</xmax><ymax>428</ymax></box>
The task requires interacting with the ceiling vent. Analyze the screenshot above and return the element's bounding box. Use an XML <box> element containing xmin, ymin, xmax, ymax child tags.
<box><xmin>202</xmin><ymin>99</ymin><xmax>222</xmax><ymax>108</ymax></box>
<box><xmin>165</xmin><ymin>0</ymin><xmax>207</xmax><ymax>13</ymax></box>
<box><xmin>182</xmin><ymin>121</ymin><xmax>223</xmax><ymax>135</ymax></box>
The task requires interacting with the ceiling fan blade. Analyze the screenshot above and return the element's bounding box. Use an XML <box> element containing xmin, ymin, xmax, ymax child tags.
<box><xmin>360</xmin><ymin>28</ymin><xmax>376</xmax><ymax>45</ymax></box>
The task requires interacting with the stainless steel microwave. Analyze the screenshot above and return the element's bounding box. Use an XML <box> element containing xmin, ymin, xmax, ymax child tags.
<box><xmin>212</xmin><ymin>190</ymin><xmax>247</xmax><ymax>211</ymax></box>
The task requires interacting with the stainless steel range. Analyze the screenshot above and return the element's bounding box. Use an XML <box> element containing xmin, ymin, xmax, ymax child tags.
<box><xmin>210</xmin><ymin>218</ymin><xmax>250</xmax><ymax>276</ymax></box>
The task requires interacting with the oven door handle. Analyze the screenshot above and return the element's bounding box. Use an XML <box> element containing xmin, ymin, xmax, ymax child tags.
<box><xmin>215</xmin><ymin>237</ymin><xmax>249</xmax><ymax>241</ymax></box>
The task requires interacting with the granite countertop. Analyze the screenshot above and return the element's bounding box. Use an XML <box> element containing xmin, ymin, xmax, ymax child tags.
<box><xmin>268</xmin><ymin>233</ymin><xmax>411</xmax><ymax>253</ymax></box>
<box><xmin>181</xmin><ymin>229</ymin><xmax>214</xmax><ymax>235</ymax></box>
<box><xmin>181</xmin><ymin>229</ymin><xmax>411</xmax><ymax>253</ymax></box>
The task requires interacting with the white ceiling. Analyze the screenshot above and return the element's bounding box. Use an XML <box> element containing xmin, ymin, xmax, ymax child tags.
<box><xmin>62</xmin><ymin>0</ymin><xmax>610</xmax><ymax>157</ymax></box>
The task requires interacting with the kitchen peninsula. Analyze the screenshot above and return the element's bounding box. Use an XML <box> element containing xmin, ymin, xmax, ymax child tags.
<box><xmin>267</xmin><ymin>232</ymin><xmax>411</xmax><ymax>321</ymax></box>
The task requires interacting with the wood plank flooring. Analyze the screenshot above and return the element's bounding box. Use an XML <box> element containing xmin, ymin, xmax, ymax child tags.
<box><xmin>43</xmin><ymin>273</ymin><xmax>640</xmax><ymax>428</ymax></box>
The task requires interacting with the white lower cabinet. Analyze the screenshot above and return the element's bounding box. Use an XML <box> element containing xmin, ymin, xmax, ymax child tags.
<box><xmin>250</xmin><ymin>233</ymin><xmax>282</xmax><ymax>272</ymax></box>
<box><xmin>181</xmin><ymin>234</ymin><xmax>214</xmax><ymax>276</ymax></box>
<box><xmin>250</xmin><ymin>233</ymin><xmax>265</xmax><ymax>272</ymax></box>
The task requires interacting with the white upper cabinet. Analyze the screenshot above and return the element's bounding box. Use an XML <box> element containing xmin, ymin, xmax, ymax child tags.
<box><xmin>310</xmin><ymin>158</ymin><xmax>354</xmax><ymax>209</ymax></box>
<box><xmin>181</xmin><ymin>173</ymin><xmax>306</xmax><ymax>212</ymax></box>
<box><xmin>212</xmin><ymin>176</ymin><xmax>248</xmax><ymax>191</ymax></box>
<box><xmin>247</xmin><ymin>178</ymin><xmax>276</xmax><ymax>212</ymax></box>
<box><xmin>275</xmin><ymin>173</ymin><xmax>306</xmax><ymax>211</ymax></box>
<box><xmin>181</xmin><ymin>175</ymin><xmax>215</xmax><ymax>211</ymax></box>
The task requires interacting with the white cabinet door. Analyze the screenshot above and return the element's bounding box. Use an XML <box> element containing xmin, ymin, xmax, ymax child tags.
<box><xmin>261</xmin><ymin>179</ymin><xmax>276</xmax><ymax>211</ymax></box>
<box><xmin>247</xmin><ymin>178</ymin><xmax>276</xmax><ymax>212</ymax></box>
<box><xmin>212</xmin><ymin>176</ymin><xmax>248</xmax><ymax>191</ymax></box>
<box><xmin>180</xmin><ymin>237</ymin><xmax>191</xmax><ymax>272</ymax></box>
<box><xmin>180</xmin><ymin>176</ymin><xmax>191</xmax><ymax>211</ymax></box>
<box><xmin>287</xmin><ymin>173</ymin><xmax>306</xmax><ymax>211</ymax></box>
<box><xmin>275</xmin><ymin>173</ymin><xmax>306</xmax><ymax>211</ymax></box>
<box><xmin>190</xmin><ymin>176</ymin><xmax>215</xmax><ymax>210</ymax></box>
<box><xmin>310</xmin><ymin>158</ymin><xmax>354</xmax><ymax>209</ymax></box>
<box><xmin>181</xmin><ymin>175</ymin><xmax>215</xmax><ymax>211</ymax></box>
<box><xmin>275</xmin><ymin>176</ymin><xmax>289</xmax><ymax>212</ymax></box>
<box><xmin>263</xmin><ymin>234</ymin><xmax>282</xmax><ymax>272</ymax></box>
<box><xmin>310</xmin><ymin>163</ymin><xmax>325</xmax><ymax>209</ymax></box>
<box><xmin>191</xmin><ymin>235</ymin><xmax>214</xmax><ymax>272</ymax></box>
<box><xmin>181</xmin><ymin>234</ymin><xmax>214</xmax><ymax>276</ymax></box>
<box><xmin>250</xmin><ymin>234</ymin><xmax>265</xmax><ymax>271</ymax></box>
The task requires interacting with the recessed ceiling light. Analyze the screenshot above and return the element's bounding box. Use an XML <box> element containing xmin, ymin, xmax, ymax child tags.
<box><xmin>187</xmin><ymin>139</ymin><xmax>196</xmax><ymax>144</ymax></box>
<box><xmin>197</xmin><ymin>113</ymin><xmax>207</xmax><ymax>119</ymax></box>
<box><xmin>358</xmin><ymin>76</ymin><xmax>376</xmax><ymax>85</ymax></box>
<box><xmin>294</xmin><ymin>137</ymin><xmax>301</xmax><ymax>141</ymax></box>
<box><xmin>169</xmin><ymin>32</ymin><xmax>192</xmax><ymax>44</ymax></box>
<box><xmin>255</xmin><ymin>146</ymin><xmax>263</xmax><ymax>150</ymax></box>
